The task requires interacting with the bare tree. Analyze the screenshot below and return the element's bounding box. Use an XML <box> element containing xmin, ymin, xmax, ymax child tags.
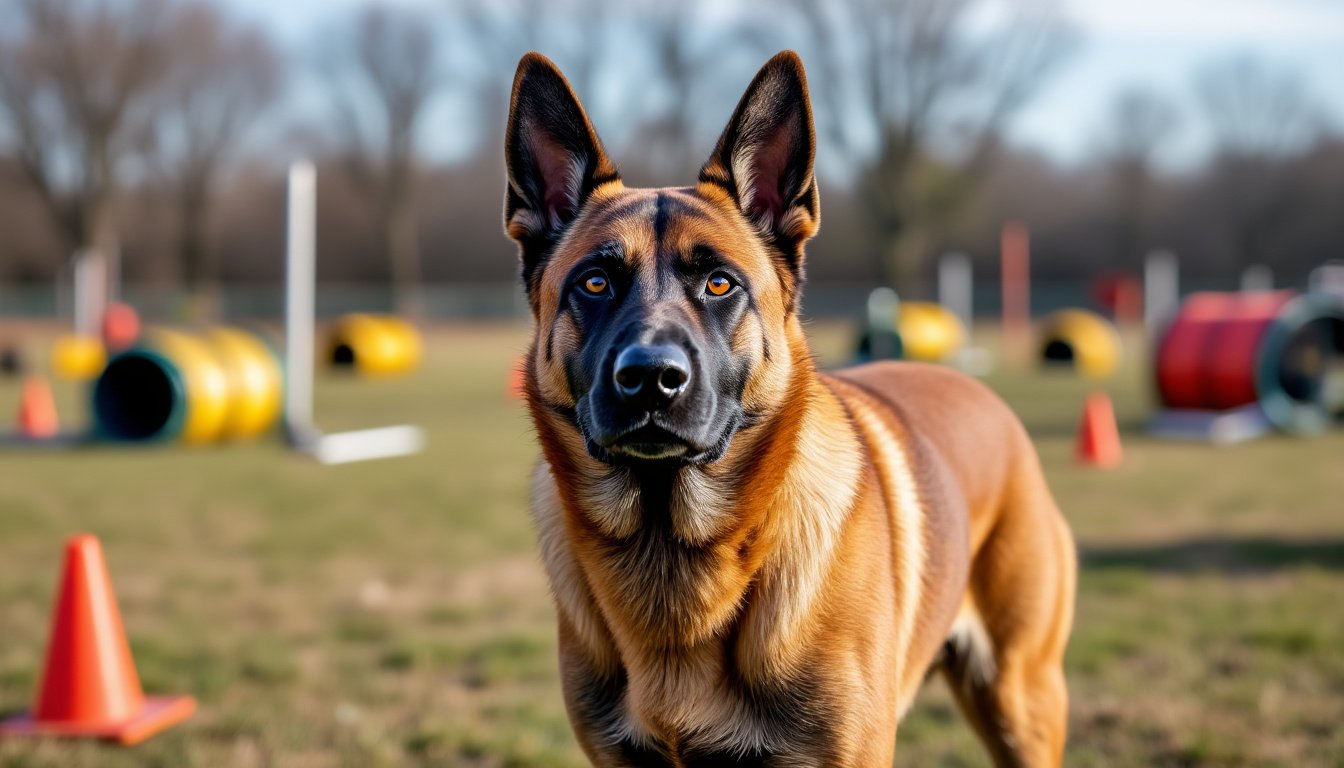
<box><xmin>153</xmin><ymin>2</ymin><xmax>279</xmax><ymax>314</ymax></box>
<box><xmin>784</xmin><ymin>0</ymin><xmax>1074</xmax><ymax>291</ymax></box>
<box><xmin>618</xmin><ymin>0</ymin><xmax>773</xmax><ymax>183</ymax></box>
<box><xmin>323</xmin><ymin>5</ymin><xmax>440</xmax><ymax>317</ymax></box>
<box><xmin>0</xmin><ymin>0</ymin><xmax>171</xmax><ymax>263</ymax></box>
<box><xmin>1098</xmin><ymin>86</ymin><xmax>1179</xmax><ymax>269</ymax></box>
<box><xmin>461</xmin><ymin>0</ymin><xmax>629</xmax><ymax>143</ymax></box>
<box><xmin>1195</xmin><ymin>55</ymin><xmax>1324</xmax><ymax>273</ymax></box>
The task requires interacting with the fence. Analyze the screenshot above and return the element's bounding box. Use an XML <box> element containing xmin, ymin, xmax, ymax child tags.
<box><xmin>0</xmin><ymin>277</ymin><xmax>1267</xmax><ymax>325</ymax></box>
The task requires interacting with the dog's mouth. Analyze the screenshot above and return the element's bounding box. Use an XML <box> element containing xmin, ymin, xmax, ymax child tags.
<box><xmin>605</xmin><ymin>422</ymin><xmax>693</xmax><ymax>461</ymax></box>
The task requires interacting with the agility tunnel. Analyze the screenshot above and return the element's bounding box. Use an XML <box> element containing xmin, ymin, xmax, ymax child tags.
<box><xmin>326</xmin><ymin>314</ymin><xmax>421</xmax><ymax>376</ymax></box>
<box><xmin>1037</xmin><ymin>309</ymin><xmax>1122</xmax><ymax>379</ymax></box>
<box><xmin>897</xmin><ymin>302</ymin><xmax>966</xmax><ymax>363</ymax></box>
<box><xmin>1155</xmin><ymin>290</ymin><xmax>1344</xmax><ymax>434</ymax></box>
<box><xmin>855</xmin><ymin>300</ymin><xmax>967</xmax><ymax>364</ymax></box>
<box><xmin>92</xmin><ymin>328</ymin><xmax>283</xmax><ymax>443</ymax></box>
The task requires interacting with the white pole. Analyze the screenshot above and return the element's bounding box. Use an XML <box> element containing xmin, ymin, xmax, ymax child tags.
<box><xmin>1144</xmin><ymin>250</ymin><xmax>1179</xmax><ymax>339</ymax></box>
<box><xmin>285</xmin><ymin>161</ymin><xmax>317</xmax><ymax>438</ymax></box>
<box><xmin>1241</xmin><ymin>264</ymin><xmax>1273</xmax><ymax>293</ymax></box>
<box><xmin>282</xmin><ymin>159</ymin><xmax>424</xmax><ymax>463</ymax></box>
<box><xmin>72</xmin><ymin>249</ymin><xmax>107</xmax><ymax>337</ymax></box>
<box><xmin>866</xmin><ymin>287</ymin><xmax>899</xmax><ymax>360</ymax></box>
<box><xmin>938</xmin><ymin>252</ymin><xmax>973</xmax><ymax>336</ymax></box>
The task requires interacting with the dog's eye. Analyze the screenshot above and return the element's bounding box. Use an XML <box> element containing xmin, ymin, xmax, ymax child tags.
<box><xmin>581</xmin><ymin>271</ymin><xmax>610</xmax><ymax>296</ymax></box>
<box><xmin>705</xmin><ymin>273</ymin><xmax>735</xmax><ymax>297</ymax></box>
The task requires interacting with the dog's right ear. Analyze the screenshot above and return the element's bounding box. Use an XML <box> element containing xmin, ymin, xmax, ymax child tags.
<box><xmin>504</xmin><ymin>52</ymin><xmax>620</xmax><ymax>290</ymax></box>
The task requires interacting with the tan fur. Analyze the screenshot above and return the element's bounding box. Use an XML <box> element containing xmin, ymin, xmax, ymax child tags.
<box><xmin>507</xmin><ymin>50</ymin><xmax>1075</xmax><ymax>767</ymax></box>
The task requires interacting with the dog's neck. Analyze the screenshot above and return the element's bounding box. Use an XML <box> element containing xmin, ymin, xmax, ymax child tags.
<box><xmin>531</xmin><ymin>336</ymin><xmax>864</xmax><ymax>660</ymax></box>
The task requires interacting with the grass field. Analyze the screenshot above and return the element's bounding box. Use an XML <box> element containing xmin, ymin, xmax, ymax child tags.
<box><xmin>1</xmin><ymin>321</ymin><xmax>1343</xmax><ymax>767</ymax></box>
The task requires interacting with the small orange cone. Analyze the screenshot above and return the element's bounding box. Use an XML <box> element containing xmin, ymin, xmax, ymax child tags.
<box><xmin>507</xmin><ymin>356</ymin><xmax>527</xmax><ymax>400</ymax></box>
<box><xmin>0</xmin><ymin>535</ymin><xmax>196</xmax><ymax>744</ymax></box>
<box><xmin>1076</xmin><ymin>391</ymin><xmax>1123</xmax><ymax>468</ymax></box>
<box><xmin>16</xmin><ymin>375</ymin><xmax>59</xmax><ymax>439</ymax></box>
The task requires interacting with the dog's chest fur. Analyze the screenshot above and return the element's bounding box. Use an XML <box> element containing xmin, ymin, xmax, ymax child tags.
<box><xmin>530</xmin><ymin>385</ymin><xmax>890</xmax><ymax>756</ymax></box>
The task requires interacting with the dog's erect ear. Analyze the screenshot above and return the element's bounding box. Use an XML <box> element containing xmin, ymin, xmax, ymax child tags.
<box><xmin>699</xmin><ymin>51</ymin><xmax>819</xmax><ymax>279</ymax></box>
<box><xmin>504</xmin><ymin>52</ymin><xmax>620</xmax><ymax>289</ymax></box>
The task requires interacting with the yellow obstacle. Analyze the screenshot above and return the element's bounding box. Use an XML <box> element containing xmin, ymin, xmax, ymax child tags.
<box><xmin>327</xmin><ymin>314</ymin><xmax>421</xmax><ymax>376</ymax></box>
<box><xmin>207</xmin><ymin>328</ymin><xmax>284</xmax><ymax>440</ymax></box>
<box><xmin>92</xmin><ymin>328</ymin><xmax>283</xmax><ymax>443</ymax></box>
<box><xmin>1037</xmin><ymin>309</ymin><xmax>1122</xmax><ymax>379</ymax></box>
<box><xmin>897</xmin><ymin>302</ymin><xmax>967</xmax><ymax>363</ymax></box>
<box><xmin>51</xmin><ymin>334</ymin><xmax>106</xmax><ymax>381</ymax></box>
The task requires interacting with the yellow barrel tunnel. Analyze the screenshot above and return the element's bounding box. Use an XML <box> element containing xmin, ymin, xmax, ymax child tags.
<box><xmin>1037</xmin><ymin>309</ymin><xmax>1122</xmax><ymax>379</ymax></box>
<box><xmin>897</xmin><ymin>302</ymin><xmax>967</xmax><ymax>363</ymax></box>
<box><xmin>92</xmin><ymin>328</ymin><xmax>282</xmax><ymax>444</ymax></box>
<box><xmin>327</xmin><ymin>314</ymin><xmax>421</xmax><ymax>376</ymax></box>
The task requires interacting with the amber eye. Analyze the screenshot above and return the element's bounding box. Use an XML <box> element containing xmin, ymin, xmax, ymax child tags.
<box><xmin>705</xmin><ymin>274</ymin><xmax>734</xmax><ymax>297</ymax></box>
<box><xmin>582</xmin><ymin>271</ymin><xmax>610</xmax><ymax>296</ymax></box>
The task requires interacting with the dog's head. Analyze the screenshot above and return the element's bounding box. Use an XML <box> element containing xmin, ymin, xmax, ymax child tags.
<box><xmin>505</xmin><ymin>51</ymin><xmax>818</xmax><ymax>468</ymax></box>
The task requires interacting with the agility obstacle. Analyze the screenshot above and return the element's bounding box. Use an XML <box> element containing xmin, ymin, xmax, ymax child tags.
<box><xmin>1037</xmin><ymin>309</ymin><xmax>1122</xmax><ymax>379</ymax></box>
<box><xmin>1152</xmin><ymin>290</ymin><xmax>1344</xmax><ymax>438</ymax></box>
<box><xmin>283</xmin><ymin>160</ymin><xmax>425</xmax><ymax>464</ymax></box>
<box><xmin>91</xmin><ymin>328</ymin><xmax>282</xmax><ymax>444</ymax></box>
<box><xmin>327</xmin><ymin>313</ymin><xmax>422</xmax><ymax>376</ymax></box>
<box><xmin>0</xmin><ymin>535</ymin><xmax>195</xmax><ymax>744</ymax></box>
<box><xmin>897</xmin><ymin>302</ymin><xmax>967</xmax><ymax>363</ymax></box>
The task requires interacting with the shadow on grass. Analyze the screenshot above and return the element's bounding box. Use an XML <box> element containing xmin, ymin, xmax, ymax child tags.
<box><xmin>1080</xmin><ymin>536</ymin><xmax>1344</xmax><ymax>573</ymax></box>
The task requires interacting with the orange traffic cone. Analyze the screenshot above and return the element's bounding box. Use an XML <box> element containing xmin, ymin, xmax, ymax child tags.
<box><xmin>507</xmin><ymin>356</ymin><xmax>527</xmax><ymax>400</ymax></box>
<box><xmin>16</xmin><ymin>375</ymin><xmax>58</xmax><ymax>439</ymax></box>
<box><xmin>0</xmin><ymin>535</ymin><xmax>196</xmax><ymax>744</ymax></box>
<box><xmin>1076</xmin><ymin>391</ymin><xmax>1123</xmax><ymax>469</ymax></box>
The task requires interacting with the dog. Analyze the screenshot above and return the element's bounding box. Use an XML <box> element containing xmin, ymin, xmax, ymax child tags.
<box><xmin>503</xmin><ymin>49</ymin><xmax>1076</xmax><ymax>767</ymax></box>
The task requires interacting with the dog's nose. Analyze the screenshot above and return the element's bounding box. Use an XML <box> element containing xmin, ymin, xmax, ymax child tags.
<box><xmin>613</xmin><ymin>343</ymin><xmax>691</xmax><ymax>408</ymax></box>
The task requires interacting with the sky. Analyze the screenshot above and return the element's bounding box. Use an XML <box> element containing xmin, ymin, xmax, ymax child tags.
<box><xmin>223</xmin><ymin>0</ymin><xmax>1344</xmax><ymax>171</ymax></box>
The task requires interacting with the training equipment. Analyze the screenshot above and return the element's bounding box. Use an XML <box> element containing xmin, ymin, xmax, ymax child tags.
<box><xmin>855</xmin><ymin>287</ymin><xmax>903</xmax><ymax>362</ymax></box>
<box><xmin>1310</xmin><ymin>262</ymin><xmax>1344</xmax><ymax>298</ymax></box>
<box><xmin>327</xmin><ymin>313</ymin><xmax>422</xmax><ymax>376</ymax></box>
<box><xmin>283</xmin><ymin>160</ymin><xmax>425</xmax><ymax>464</ymax></box>
<box><xmin>938</xmin><ymin>252</ymin><xmax>973</xmax><ymax>335</ymax></box>
<box><xmin>1241</xmin><ymin>264</ymin><xmax>1273</xmax><ymax>293</ymax></box>
<box><xmin>508</xmin><ymin>355</ymin><xmax>527</xmax><ymax>399</ymax></box>
<box><xmin>1037</xmin><ymin>309</ymin><xmax>1122</xmax><ymax>379</ymax></box>
<box><xmin>898</xmin><ymin>302</ymin><xmax>967</xmax><ymax>363</ymax></box>
<box><xmin>51</xmin><ymin>334</ymin><xmax>106</xmax><ymax>381</ymax></box>
<box><xmin>91</xmin><ymin>328</ymin><xmax>282</xmax><ymax>443</ymax></box>
<box><xmin>1076</xmin><ymin>391</ymin><xmax>1122</xmax><ymax>468</ymax></box>
<box><xmin>1144</xmin><ymin>251</ymin><xmax>1180</xmax><ymax>341</ymax></box>
<box><xmin>100</xmin><ymin>303</ymin><xmax>141</xmax><ymax>352</ymax></box>
<box><xmin>0</xmin><ymin>535</ymin><xmax>195</xmax><ymax>744</ymax></box>
<box><xmin>1152</xmin><ymin>290</ymin><xmax>1344</xmax><ymax>437</ymax></box>
<box><xmin>16</xmin><ymin>376</ymin><xmax>59</xmax><ymax>439</ymax></box>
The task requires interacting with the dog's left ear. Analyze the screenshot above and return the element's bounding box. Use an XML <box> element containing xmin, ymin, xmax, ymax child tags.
<box><xmin>699</xmin><ymin>51</ymin><xmax>819</xmax><ymax>282</ymax></box>
<box><xmin>505</xmin><ymin>52</ymin><xmax>620</xmax><ymax>291</ymax></box>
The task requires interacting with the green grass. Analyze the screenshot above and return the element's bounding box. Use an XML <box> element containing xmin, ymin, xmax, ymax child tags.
<box><xmin>1</xmin><ymin>321</ymin><xmax>1342</xmax><ymax>766</ymax></box>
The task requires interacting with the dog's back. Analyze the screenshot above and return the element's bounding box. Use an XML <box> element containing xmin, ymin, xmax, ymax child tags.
<box><xmin>834</xmin><ymin>361</ymin><xmax>1077</xmax><ymax>765</ymax></box>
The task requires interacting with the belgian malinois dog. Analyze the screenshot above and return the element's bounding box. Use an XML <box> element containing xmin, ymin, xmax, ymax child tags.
<box><xmin>504</xmin><ymin>50</ymin><xmax>1076</xmax><ymax>767</ymax></box>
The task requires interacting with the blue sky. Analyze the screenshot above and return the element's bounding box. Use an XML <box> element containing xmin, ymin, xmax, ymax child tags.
<box><xmin>224</xmin><ymin>0</ymin><xmax>1344</xmax><ymax>171</ymax></box>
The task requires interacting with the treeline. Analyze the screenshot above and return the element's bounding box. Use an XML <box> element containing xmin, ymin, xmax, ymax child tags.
<box><xmin>1</xmin><ymin>0</ymin><xmax>1339</xmax><ymax>312</ymax></box>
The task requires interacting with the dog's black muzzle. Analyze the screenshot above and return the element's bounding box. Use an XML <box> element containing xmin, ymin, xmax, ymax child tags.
<box><xmin>578</xmin><ymin>321</ymin><xmax>734</xmax><ymax>466</ymax></box>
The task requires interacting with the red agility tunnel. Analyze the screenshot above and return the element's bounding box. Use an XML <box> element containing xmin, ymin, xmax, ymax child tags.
<box><xmin>1155</xmin><ymin>290</ymin><xmax>1344</xmax><ymax>433</ymax></box>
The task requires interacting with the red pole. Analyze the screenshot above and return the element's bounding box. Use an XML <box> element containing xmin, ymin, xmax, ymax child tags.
<box><xmin>1001</xmin><ymin>221</ymin><xmax>1030</xmax><ymax>365</ymax></box>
